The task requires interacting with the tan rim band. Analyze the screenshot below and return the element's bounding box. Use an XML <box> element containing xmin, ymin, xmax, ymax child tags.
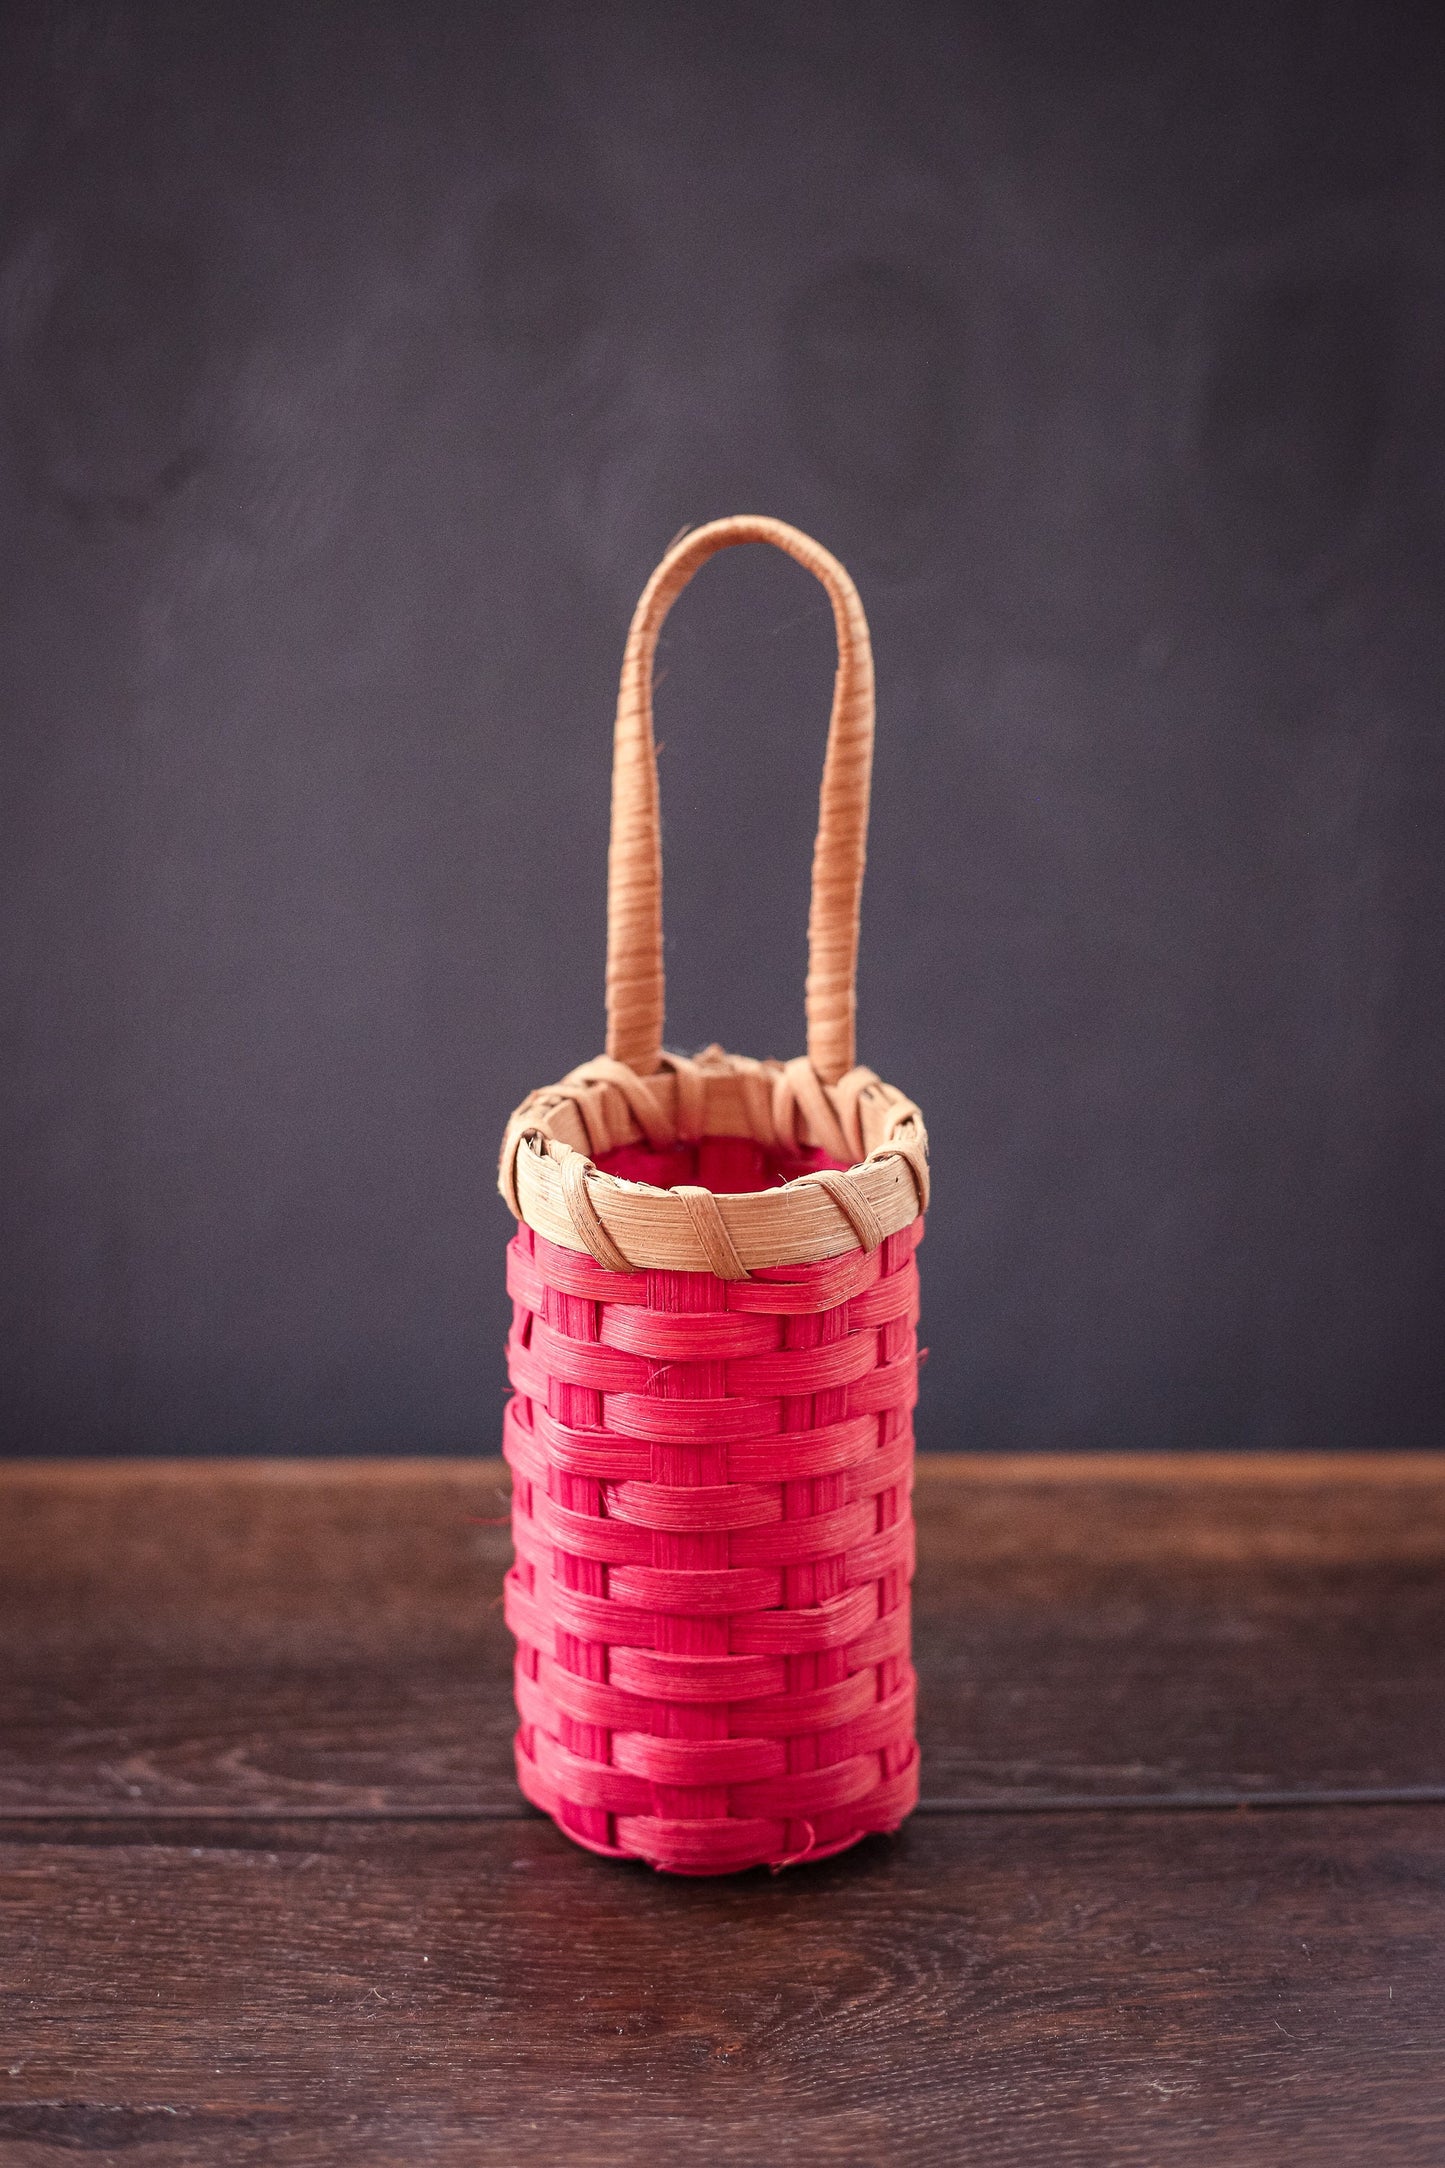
<box><xmin>606</xmin><ymin>515</ymin><xmax>875</xmax><ymax>1087</ymax></box>
<box><xmin>499</xmin><ymin>1048</ymin><xmax>929</xmax><ymax>1275</ymax></box>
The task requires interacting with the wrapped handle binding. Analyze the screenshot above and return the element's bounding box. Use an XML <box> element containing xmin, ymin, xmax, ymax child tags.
<box><xmin>606</xmin><ymin>515</ymin><xmax>875</xmax><ymax>1086</ymax></box>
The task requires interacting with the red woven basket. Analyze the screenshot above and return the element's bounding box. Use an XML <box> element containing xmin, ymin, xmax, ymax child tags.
<box><xmin>498</xmin><ymin>516</ymin><xmax>929</xmax><ymax>1875</ymax></box>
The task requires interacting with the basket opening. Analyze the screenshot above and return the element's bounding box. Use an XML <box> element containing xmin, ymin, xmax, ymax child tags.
<box><xmin>595</xmin><ymin>1135</ymin><xmax>853</xmax><ymax>1196</ymax></box>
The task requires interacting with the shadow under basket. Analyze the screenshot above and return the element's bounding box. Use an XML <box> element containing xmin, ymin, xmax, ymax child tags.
<box><xmin>497</xmin><ymin>517</ymin><xmax>929</xmax><ymax>1875</ymax></box>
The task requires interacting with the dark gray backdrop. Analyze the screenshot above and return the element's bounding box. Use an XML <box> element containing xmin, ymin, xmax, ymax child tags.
<box><xmin>3</xmin><ymin>0</ymin><xmax>1442</xmax><ymax>1455</ymax></box>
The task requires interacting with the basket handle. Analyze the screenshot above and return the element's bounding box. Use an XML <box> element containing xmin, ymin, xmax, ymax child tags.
<box><xmin>606</xmin><ymin>514</ymin><xmax>875</xmax><ymax>1086</ymax></box>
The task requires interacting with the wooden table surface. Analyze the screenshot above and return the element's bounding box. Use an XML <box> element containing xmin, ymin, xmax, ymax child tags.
<box><xmin>3</xmin><ymin>1455</ymin><xmax>1443</xmax><ymax>2166</ymax></box>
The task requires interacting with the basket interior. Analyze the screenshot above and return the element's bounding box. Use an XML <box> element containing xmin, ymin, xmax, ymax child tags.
<box><xmin>595</xmin><ymin>1136</ymin><xmax>853</xmax><ymax>1195</ymax></box>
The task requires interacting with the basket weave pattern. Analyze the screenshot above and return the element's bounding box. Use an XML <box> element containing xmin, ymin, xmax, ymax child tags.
<box><xmin>503</xmin><ymin>1214</ymin><xmax>922</xmax><ymax>1875</ymax></box>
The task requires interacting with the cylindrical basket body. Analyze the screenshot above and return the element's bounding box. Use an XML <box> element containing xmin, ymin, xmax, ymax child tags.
<box><xmin>498</xmin><ymin>518</ymin><xmax>928</xmax><ymax>1873</ymax></box>
<box><xmin>504</xmin><ymin>1212</ymin><xmax>922</xmax><ymax>1875</ymax></box>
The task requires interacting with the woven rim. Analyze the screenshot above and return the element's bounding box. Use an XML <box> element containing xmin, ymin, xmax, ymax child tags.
<box><xmin>499</xmin><ymin>1044</ymin><xmax>928</xmax><ymax>1275</ymax></box>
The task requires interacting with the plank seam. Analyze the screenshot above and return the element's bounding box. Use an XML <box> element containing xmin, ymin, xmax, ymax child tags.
<box><xmin>4</xmin><ymin>1786</ymin><xmax>1445</xmax><ymax>1827</ymax></box>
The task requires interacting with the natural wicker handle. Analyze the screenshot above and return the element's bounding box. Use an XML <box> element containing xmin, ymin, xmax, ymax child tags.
<box><xmin>606</xmin><ymin>515</ymin><xmax>875</xmax><ymax>1085</ymax></box>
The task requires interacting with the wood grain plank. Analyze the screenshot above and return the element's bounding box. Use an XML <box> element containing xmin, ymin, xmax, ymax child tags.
<box><xmin>3</xmin><ymin>1459</ymin><xmax>1444</xmax><ymax>1816</ymax></box>
<box><xmin>1</xmin><ymin>1809</ymin><xmax>1441</xmax><ymax>2167</ymax></box>
<box><xmin>0</xmin><ymin>1461</ymin><xmax>516</xmax><ymax>1819</ymax></box>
